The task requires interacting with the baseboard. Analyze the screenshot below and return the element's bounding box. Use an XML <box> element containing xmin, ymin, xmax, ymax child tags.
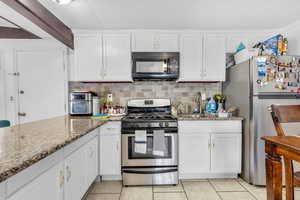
<box><xmin>179</xmin><ymin>173</ymin><xmax>238</xmax><ymax>179</ymax></box>
<box><xmin>101</xmin><ymin>175</ymin><xmax>122</xmax><ymax>181</ymax></box>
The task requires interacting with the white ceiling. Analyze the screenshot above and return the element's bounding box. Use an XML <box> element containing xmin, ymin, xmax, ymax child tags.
<box><xmin>39</xmin><ymin>0</ymin><xmax>300</xmax><ymax>30</ymax></box>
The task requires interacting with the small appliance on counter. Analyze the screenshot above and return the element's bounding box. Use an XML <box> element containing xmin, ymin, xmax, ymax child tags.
<box><xmin>69</xmin><ymin>92</ymin><xmax>93</xmax><ymax>116</ymax></box>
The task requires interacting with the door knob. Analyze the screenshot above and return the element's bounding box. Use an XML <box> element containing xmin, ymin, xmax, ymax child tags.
<box><xmin>18</xmin><ymin>112</ymin><xmax>26</xmax><ymax>117</ymax></box>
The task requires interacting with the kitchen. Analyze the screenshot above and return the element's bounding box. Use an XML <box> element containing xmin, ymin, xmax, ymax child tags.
<box><xmin>1</xmin><ymin>0</ymin><xmax>300</xmax><ymax>200</ymax></box>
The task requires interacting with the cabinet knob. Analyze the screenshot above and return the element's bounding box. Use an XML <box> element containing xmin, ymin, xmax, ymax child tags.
<box><xmin>18</xmin><ymin>112</ymin><xmax>26</xmax><ymax>117</ymax></box>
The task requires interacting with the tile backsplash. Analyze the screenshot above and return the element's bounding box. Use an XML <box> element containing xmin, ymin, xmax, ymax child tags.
<box><xmin>69</xmin><ymin>81</ymin><xmax>222</xmax><ymax>107</ymax></box>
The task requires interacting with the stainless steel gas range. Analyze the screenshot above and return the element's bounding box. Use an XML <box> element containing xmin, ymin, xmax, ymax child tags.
<box><xmin>121</xmin><ymin>99</ymin><xmax>178</xmax><ymax>186</ymax></box>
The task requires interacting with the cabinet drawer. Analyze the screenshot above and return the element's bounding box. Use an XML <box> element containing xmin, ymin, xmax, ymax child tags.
<box><xmin>100</xmin><ymin>122</ymin><xmax>121</xmax><ymax>136</ymax></box>
<box><xmin>179</xmin><ymin>120</ymin><xmax>242</xmax><ymax>134</ymax></box>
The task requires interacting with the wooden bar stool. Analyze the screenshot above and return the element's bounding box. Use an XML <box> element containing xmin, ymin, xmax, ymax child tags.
<box><xmin>0</xmin><ymin>120</ymin><xmax>10</xmax><ymax>128</ymax></box>
<box><xmin>270</xmin><ymin>104</ymin><xmax>300</xmax><ymax>200</ymax></box>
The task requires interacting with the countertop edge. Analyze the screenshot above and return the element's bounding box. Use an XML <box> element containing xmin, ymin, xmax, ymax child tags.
<box><xmin>0</xmin><ymin>117</ymin><xmax>121</xmax><ymax>183</ymax></box>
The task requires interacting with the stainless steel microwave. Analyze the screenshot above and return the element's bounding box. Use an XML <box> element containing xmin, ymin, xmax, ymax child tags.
<box><xmin>69</xmin><ymin>92</ymin><xmax>93</xmax><ymax>116</ymax></box>
<box><xmin>132</xmin><ymin>52</ymin><xmax>179</xmax><ymax>80</ymax></box>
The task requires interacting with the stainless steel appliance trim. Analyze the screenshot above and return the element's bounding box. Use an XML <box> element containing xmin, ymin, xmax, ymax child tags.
<box><xmin>122</xmin><ymin>133</ymin><xmax>178</xmax><ymax>167</ymax></box>
<box><xmin>122</xmin><ymin>167</ymin><xmax>178</xmax><ymax>186</ymax></box>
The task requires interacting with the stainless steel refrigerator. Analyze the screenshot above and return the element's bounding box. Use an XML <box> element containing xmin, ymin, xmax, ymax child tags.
<box><xmin>223</xmin><ymin>56</ymin><xmax>300</xmax><ymax>185</ymax></box>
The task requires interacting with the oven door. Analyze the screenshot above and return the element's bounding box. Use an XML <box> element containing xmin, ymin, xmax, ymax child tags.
<box><xmin>69</xmin><ymin>100</ymin><xmax>92</xmax><ymax>115</ymax></box>
<box><xmin>122</xmin><ymin>132</ymin><xmax>178</xmax><ymax>167</ymax></box>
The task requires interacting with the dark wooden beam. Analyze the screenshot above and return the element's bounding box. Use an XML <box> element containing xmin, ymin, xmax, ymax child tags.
<box><xmin>0</xmin><ymin>0</ymin><xmax>74</xmax><ymax>49</ymax></box>
<box><xmin>0</xmin><ymin>26</ymin><xmax>40</xmax><ymax>39</ymax></box>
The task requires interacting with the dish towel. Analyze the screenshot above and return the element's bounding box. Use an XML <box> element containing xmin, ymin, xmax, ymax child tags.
<box><xmin>134</xmin><ymin>130</ymin><xmax>147</xmax><ymax>154</ymax></box>
<box><xmin>153</xmin><ymin>130</ymin><xmax>166</xmax><ymax>156</ymax></box>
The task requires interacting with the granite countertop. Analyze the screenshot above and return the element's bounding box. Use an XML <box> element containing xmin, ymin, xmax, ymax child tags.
<box><xmin>0</xmin><ymin>115</ymin><xmax>123</xmax><ymax>183</ymax></box>
<box><xmin>177</xmin><ymin>114</ymin><xmax>243</xmax><ymax>121</ymax></box>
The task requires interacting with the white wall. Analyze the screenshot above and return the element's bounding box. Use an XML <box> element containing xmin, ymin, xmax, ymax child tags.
<box><xmin>0</xmin><ymin>39</ymin><xmax>68</xmax><ymax>125</ymax></box>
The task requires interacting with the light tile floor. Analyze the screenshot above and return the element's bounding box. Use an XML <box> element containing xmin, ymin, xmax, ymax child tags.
<box><xmin>84</xmin><ymin>178</ymin><xmax>300</xmax><ymax>200</ymax></box>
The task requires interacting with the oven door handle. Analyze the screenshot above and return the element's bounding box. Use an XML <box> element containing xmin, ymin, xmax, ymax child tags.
<box><xmin>122</xmin><ymin>168</ymin><xmax>177</xmax><ymax>174</ymax></box>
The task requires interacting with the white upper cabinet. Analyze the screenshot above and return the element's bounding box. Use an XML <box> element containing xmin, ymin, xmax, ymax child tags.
<box><xmin>102</xmin><ymin>33</ymin><xmax>132</xmax><ymax>82</ymax></box>
<box><xmin>179</xmin><ymin>34</ymin><xmax>203</xmax><ymax>82</ymax></box>
<box><xmin>74</xmin><ymin>34</ymin><xmax>103</xmax><ymax>81</ymax></box>
<box><xmin>202</xmin><ymin>34</ymin><xmax>226</xmax><ymax>81</ymax></box>
<box><xmin>132</xmin><ymin>32</ymin><xmax>179</xmax><ymax>52</ymax></box>
<box><xmin>73</xmin><ymin>32</ymin><xmax>132</xmax><ymax>82</ymax></box>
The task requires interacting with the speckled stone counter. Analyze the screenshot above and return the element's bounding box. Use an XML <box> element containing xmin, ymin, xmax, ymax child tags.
<box><xmin>0</xmin><ymin>115</ymin><xmax>123</xmax><ymax>183</ymax></box>
<box><xmin>177</xmin><ymin>114</ymin><xmax>243</xmax><ymax>121</ymax></box>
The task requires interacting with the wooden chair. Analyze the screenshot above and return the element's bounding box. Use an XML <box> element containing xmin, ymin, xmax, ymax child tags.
<box><xmin>271</xmin><ymin>104</ymin><xmax>300</xmax><ymax>200</ymax></box>
<box><xmin>0</xmin><ymin>120</ymin><xmax>10</xmax><ymax>128</ymax></box>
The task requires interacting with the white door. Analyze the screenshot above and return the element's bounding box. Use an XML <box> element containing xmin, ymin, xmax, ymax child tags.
<box><xmin>16</xmin><ymin>50</ymin><xmax>66</xmax><ymax>124</ymax></box>
<box><xmin>7</xmin><ymin>162</ymin><xmax>64</xmax><ymax>200</ymax></box>
<box><xmin>102</xmin><ymin>34</ymin><xmax>132</xmax><ymax>82</ymax></box>
<box><xmin>157</xmin><ymin>33</ymin><xmax>179</xmax><ymax>52</ymax></box>
<box><xmin>64</xmin><ymin>148</ymin><xmax>86</xmax><ymax>200</ymax></box>
<box><xmin>100</xmin><ymin>134</ymin><xmax>121</xmax><ymax>176</ymax></box>
<box><xmin>179</xmin><ymin>133</ymin><xmax>210</xmax><ymax>176</ymax></box>
<box><xmin>132</xmin><ymin>32</ymin><xmax>156</xmax><ymax>52</ymax></box>
<box><xmin>203</xmin><ymin>35</ymin><xmax>226</xmax><ymax>81</ymax></box>
<box><xmin>74</xmin><ymin>35</ymin><xmax>103</xmax><ymax>81</ymax></box>
<box><xmin>0</xmin><ymin>52</ymin><xmax>7</xmax><ymax>120</ymax></box>
<box><xmin>179</xmin><ymin>34</ymin><xmax>203</xmax><ymax>81</ymax></box>
<box><xmin>85</xmin><ymin>137</ymin><xmax>99</xmax><ymax>188</ymax></box>
<box><xmin>211</xmin><ymin>133</ymin><xmax>242</xmax><ymax>173</ymax></box>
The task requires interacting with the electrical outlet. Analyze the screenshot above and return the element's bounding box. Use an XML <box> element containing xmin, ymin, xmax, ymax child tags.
<box><xmin>107</xmin><ymin>94</ymin><xmax>113</xmax><ymax>102</ymax></box>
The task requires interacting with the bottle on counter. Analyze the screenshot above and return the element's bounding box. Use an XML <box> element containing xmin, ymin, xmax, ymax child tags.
<box><xmin>206</xmin><ymin>97</ymin><xmax>217</xmax><ymax>113</ymax></box>
<box><xmin>283</xmin><ymin>38</ymin><xmax>288</xmax><ymax>56</ymax></box>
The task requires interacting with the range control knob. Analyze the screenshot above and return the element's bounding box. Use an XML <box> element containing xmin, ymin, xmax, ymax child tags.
<box><xmin>159</xmin><ymin>122</ymin><xmax>164</xmax><ymax>127</ymax></box>
<box><xmin>165</xmin><ymin>122</ymin><xmax>169</xmax><ymax>127</ymax></box>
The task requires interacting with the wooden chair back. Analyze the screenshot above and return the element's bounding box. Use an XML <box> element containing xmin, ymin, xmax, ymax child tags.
<box><xmin>271</xmin><ymin>105</ymin><xmax>300</xmax><ymax>136</ymax></box>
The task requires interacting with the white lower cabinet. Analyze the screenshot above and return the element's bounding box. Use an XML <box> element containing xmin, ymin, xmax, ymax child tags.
<box><xmin>7</xmin><ymin>162</ymin><xmax>64</xmax><ymax>200</ymax></box>
<box><xmin>179</xmin><ymin>133</ymin><xmax>210</xmax><ymax>175</ymax></box>
<box><xmin>85</xmin><ymin>137</ymin><xmax>99</xmax><ymax>189</ymax></box>
<box><xmin>99</xmin><ymin>122</ymin><xmax>121</xmax><ymax>179</ymax></box>
<box><xmin>6</xmin><ymin>132</ymin><xmax>99</xmax><ymax>200</ymax></box>
<box><xmin>211</xmin><ymin>134</ymin><xmax>242</xmax><ymax>173</ymax></box>
<box><xmin>179</xmin><ymin>120</ymin><xmax>242</xmax><ymax>179</ymax></box>
<box><xmin>64</xmin><ymin>146</ymin><xmax>88</xmax><ymax>200</ymax></box>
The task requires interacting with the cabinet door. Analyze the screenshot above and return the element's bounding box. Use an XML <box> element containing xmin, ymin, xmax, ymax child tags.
<box><xmin>211</xmin><ymin>134</ymin><xmax>242</xmax><ymax>173</ymax></box>
<box><xmin>132</xmin><ymin>32</ymin><xmax>156</xmax><ymax>52</ymax></box>
<box><xmin>100</xmin><ymin>134</ymin><xmax>121</xmax><ymax>176</ymax></box>
<box><xmin>65</xmin><ymin>148</ymin><xmax>86</xmax><ymax>200</ymax></box>
<box><xmin>179</xmin><ymin>34</ymin><xmax>203</xmax><ymax>81</ymax></box>
<box><xmin>157</xmin><ymin>33</ymin><xmax>179</xmax><ymax>52</ymax></box>
<box><xmin>203</xmin><ymin>35</ymin><xmax>226</xmax><ymax>81</ymax></box>
<box><xmin>179</xmin><ymin>133</ymin><xmax>210</xmax><ymax>175</ymax></box>
<box><xmin>7</xmin><ymin>162</ymin><xmax>64</xmax><ymax>200</ymax></box>
<box><xmin>85</xmin><ymin>137</ymin><xmax>99</xmax><ymax>188</ymax></box>
<box><xmin>74</xmin><ymin>35</ymin><xmax>103</xmax><ymax>81</ymax></box>
<box><xmin>102</xmin><ymin>34</ymin><xmax>132</xmax><ymax>82</ymax></box>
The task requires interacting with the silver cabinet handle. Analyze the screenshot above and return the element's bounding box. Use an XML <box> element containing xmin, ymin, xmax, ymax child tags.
<box><xmin>8</xmin><ymin>72</ymin><xmax>19</xmax><ymax>76</ymax></box>
<box><xmin>18</xmin><ymin>112</ymin><xmax>26</xmax><ymax>117</ymax></box>
<box><xmin>59</xmin><ymin>170</ymin><xmax>64</xmax><ymax>188</ymax></box>
<box><xmin>208</xmin><ymin>140</ymin><xmax>211</xmax><ymax>149</ymax></box>
<box><xmin>66</xmin><ymin>166</ymin><xmax>71</xmax><ymax>182</ymax></box>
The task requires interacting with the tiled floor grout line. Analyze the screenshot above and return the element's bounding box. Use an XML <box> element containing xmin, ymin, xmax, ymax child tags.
<box><xmin>236</xmin><ymin>179</ymin><xmax>259</xmax><ymax>200</ymax></box>
<box><xmin>180</xmin><ymin>180</ymin><xmax>190</xmax><ymax>200</ymax></box>
<box><xmin>118</xmin><ymin>183</ymin><xmax>123</xmax><ymax>200</ymax></box>
<box><xmin>208</xmin><ymin>179</ymin><xmax>224</xmax><ymax>200</ymax></box>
